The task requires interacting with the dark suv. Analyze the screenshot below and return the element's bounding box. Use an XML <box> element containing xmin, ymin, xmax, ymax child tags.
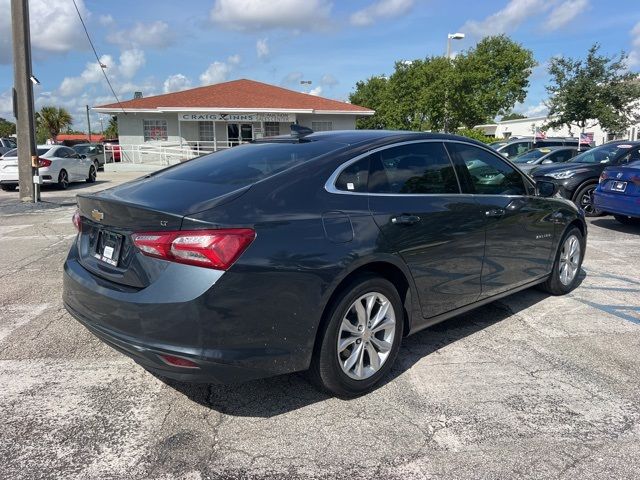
<box><xmin>63</xmin><ymin>130</ymin><xmax>587</xmax><ymax>397</ymax></box>
<box><xmin>532</xmin><ymin>141</ymin><xmax>640</xmax><ymax>216</ymax></box>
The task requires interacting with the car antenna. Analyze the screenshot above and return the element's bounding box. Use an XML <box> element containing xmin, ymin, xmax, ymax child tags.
<box><xmin>290</xmin><ymin>124</ymin><xmax>314</xmax><ymax>139</ymax></box>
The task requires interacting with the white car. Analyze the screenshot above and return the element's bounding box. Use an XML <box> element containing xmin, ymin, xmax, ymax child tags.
<box><xmin>0</xmin><ymin>145</ymin><xmax>97</xmax><ymax>192</ymax></box>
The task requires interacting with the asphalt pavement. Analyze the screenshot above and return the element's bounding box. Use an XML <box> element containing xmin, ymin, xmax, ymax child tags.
<box><xmin>1</xmin><ymin>172</ymin><xmax>639</xmax><ymax>479</ymax></box>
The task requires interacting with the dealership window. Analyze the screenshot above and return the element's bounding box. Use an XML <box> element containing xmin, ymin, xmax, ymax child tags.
<box><xmin>311</xmin><ymin>121</ymin><xmax>333</xmax><ymax>132</ymax></box>
<box><xmin>264</xmin><ymin>122</ymin><xmax>280</xmax><ymax>137</ymax></box>
<box><xmin>199</xmin><ymin>121</ymin><xmax>215</xmax><ymax>142</ymax></box>
<box><xmin>143</xmin><ymin>119</ymin><xmax>168</xmax><ymax>141</ymax></box>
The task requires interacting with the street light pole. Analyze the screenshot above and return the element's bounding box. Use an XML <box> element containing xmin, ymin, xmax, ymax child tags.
<box><xmin>444</xmin><ymin>32</ymin><xmax>465</xmax><ymax>133</ymax></box>
<box><xmin>86</xmin><ymin>105</ymin><xmax>91</xmax><ymax>142</ymax></box>
<box><xmin>11</xmin><ymin>0</ymin><xmax>39</xmax><ymax>202</ymax></box>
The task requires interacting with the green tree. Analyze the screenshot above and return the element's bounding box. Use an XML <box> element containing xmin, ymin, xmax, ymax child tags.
<box><xmin>501</xmin><ymin>112</ymin><xmax>527</xmax><ymax>121</ymax></box>
<box><xmin>0</xmin><ymin>117</ymin><xmax>16</xmax><ymax>137</ymax></box>
<box><xmin>104</xmin><ymin>116</ymin><xmax>118</xmax><ymax>139</ymax></box>
<box><xmin>349</xmin><ymin>35</ymin><xmax>535</xmax><ymax>132</ymax></box>
<box><xmin>545</xmin><ymin>44</ymin><xmax>640</xmax><ymax>135</ymax></box>
<box><xmin>457</xmin><ymin>128</ymin><xmax>496</xmax><ymax>144</ymax></box>
<box><xmin>36</xmin><ymin>106</ymin><xmax>73</xmax><ymax>142</ymax></box>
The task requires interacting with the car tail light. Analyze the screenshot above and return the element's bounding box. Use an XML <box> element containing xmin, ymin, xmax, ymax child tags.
<box><xmin>158</xmin><ymin>354</ymin><xmax>200</xmax><ymax>369</ymax></box>
<box><xmin>132</xmin><ymin>229</ymin><xmax>255</xmax><ymax>270</ymax></box>
<box><xmin>72</xmin><ymin>210</ymin><xmax>82</xmax><ymax>232</ymax></box>
<box><xmin>598</xmin><ymin>171</ymin><xmax>608</xmax><ymax>184</ymax></box>
<box><xmin>38</xmin><ymin>158</ymin><xmax>52</xmax><ymax>167</ymax></box>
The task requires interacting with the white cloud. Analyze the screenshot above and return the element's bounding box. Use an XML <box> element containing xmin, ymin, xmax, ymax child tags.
<box><xmin>461</xmin><ymin>0</ymin><xmax>548</xmax><ymax>37</ymax></box>
<box><xmin>58</xmin><ymin>49</ymin><xmax>145</xmax><ymax>97</ymax></box>
<box><xmin>163</xmin><ymin>74</ymin><xmax>192</xmax><ymax>93</ymax></box>
<box><xmin>320</xmin><ymin>74</ymin><xmax>338</xmax><ymax>87</ymax></box>
<box><xmin>282</xmin><ymin>71</ymin><xmax>304</xmax><ymax>85</ymax></box>
<box><xmin>227</xmin><ymin>54</ymin><xmax>241</xmax><ymax>65</ymax></box>
<box><xmin>350</xmin><ymin>0</ymin><xmax>414</xmax><ymax>26</ymax></box>
<box><xmin>210</xmin><ymin>0</ymin><xmax>332</xmax><ymax>30</ymax></box>
<box><xmin>0</xmin><ymin>0</ymin><xmax>90</xmax><ymax>64</ymax></box>
<box><xmin>308</xmin><ymin>86</ymin><xmax>323</xmax><ymax>96</ymax></box>
<box><xmin>200</xmin><ymin>61</ymin><xmax>231</xmax><ymax>85</ymax></box>
<box><xmin>629</xmin><ymin>21</ymin><xmax>640</xmax><ymax>68</ymax></box>
<box><xmin>99</xmin><ymin>14</ymin><xmax>114</xmax><ymax>27</ymax></box>
<box><xmin>544</xmin><ymin>0</ymin><xmax>589</xmax><ymax>30</ymax></box>
<box><xmin>107</xmin><ymin>21</ymin><xmax>175</xmax><ymax>49</ymax></box>
<box><xmin>256</xmin><ymin>38</ymin><xmax>270</xmax><ymax>59</ymax></box>
<box><xmin>523</xmin><ymin>101</ymin><xmax>548</xmax><ymax>117</ymax></box>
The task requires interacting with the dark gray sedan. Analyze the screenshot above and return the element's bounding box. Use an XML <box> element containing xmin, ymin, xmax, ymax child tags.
<box><xmin>63</xmin><ymin>130</ymin><xmax>587</xmax><ymax>397</ymax></box>
<box><xmin>512</xmin><ymin>146</ymin><xmax>587</xmax><ymax>174</ymax></box>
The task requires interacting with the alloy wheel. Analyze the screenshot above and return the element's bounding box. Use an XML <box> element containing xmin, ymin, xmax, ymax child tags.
<box><xmin>337</xmin><ymin>292</ymin><xmax>396</xmax><ymax>380</ymax></box>
<box><xmin>59</xmin><ymin>170</ymin><xmax>68</xmax><ymax>189</ymax></box>
<box><xmin>559</xmin><ymin>234</ymin><xmax>580</xmax><ymax>286</ymax></box>
<box><xmin>579</xmin><ymin>186</ymin><xmax>597</xmax><ymax>215</ymax></box>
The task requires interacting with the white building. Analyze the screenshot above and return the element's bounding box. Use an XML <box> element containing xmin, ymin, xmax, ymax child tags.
<box><xmin>94</xmin><ymin>79</ymin><xmax>373</xmax><ymax>167</ymax></box>
<box><xmin>475</xmin><ymin>115</ymin><xmax>640</xmax><ymax>145</ymax></box>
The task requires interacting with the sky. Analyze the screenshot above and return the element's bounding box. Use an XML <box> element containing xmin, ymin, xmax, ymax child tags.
<box><xmin>0</xmin><ymin>0</ymin><xmax>639</xmax><ymax>130</ymax></box>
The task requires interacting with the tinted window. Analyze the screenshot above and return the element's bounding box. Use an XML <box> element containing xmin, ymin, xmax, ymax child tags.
<box><xmin>335</xmin><ymin>157</ymin><xmax>369</xmax><ymax>192</ymax></box>
<box><xmin>546</xmin><ymin>150</ymin><xmax>573</xmax><ymax>163</ymax></box>
<box><xmin>501</xmin><ymin>141</ymin><xmax>532</xmax><ymax>158</ymax></box>
<box><xmin>54</xmin><ymin>148</ymin><xmax>69</xmax><ymax>158</ymax></box>
<box><xmin>3</xmin><ymin>147</ymin><xmax>50</xmax><ymax>157</ymax></box>
<box><xmin>369</xmin><ymin>142</ymin><xmax>459</xmax><ymax>194</ymax></box>
<box><xmin>512</xmin><ymin>148</ymin><xmax>548</xmax><ymax>164</ymax></box>
<box><xmin>447</xmin><ymin>143</ymin><xmax>527</xmax><ymax>196</ymax></box>
<box><xmin>540</xmin><ymin>140</ymin><xmax>563</xmax><ymax>147</ymax></box>
<box><xmin>158</xmin><ymin>140</ymin><xmax>343</xmax><ymax>185</ymax></box>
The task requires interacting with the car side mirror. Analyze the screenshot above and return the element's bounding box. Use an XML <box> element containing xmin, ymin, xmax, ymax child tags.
<box><xmin>541</xmin><ymin>159</ymin><xmax>553</xmax><ymax>164</ymax></box>
<box><xmin>536</xmin><ymin>180</ymin><xmax>557</xmax><ymax>198</ymax></box>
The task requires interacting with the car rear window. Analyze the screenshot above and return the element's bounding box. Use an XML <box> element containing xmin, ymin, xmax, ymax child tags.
<box><xmin>157</xmin><ymin>141</ymin><xmax>344</xmax><ymax>185</ymax></box>
<box><xmin>2</xmin><ymin>147</ymin><xmax>50</xmax><ymax>158</ymax></box>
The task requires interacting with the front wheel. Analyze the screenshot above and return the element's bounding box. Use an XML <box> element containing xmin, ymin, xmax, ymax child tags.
<box><xmin>308</xmin><ymin>275</ymin><xmax>404</xmax><ymax>397</ymax></box>
<box><xmin>1</xmin><ymin>184</ymin><xmax>17</xmax><ymax>192</ymax></box>
<box><xmin>539</xmin><ymin>226</ymin><xmax>585</xmax><ymax>295</ymax></box>
<box><xmin>573</xmin><ymin>183</ymin><xmax>603</xmax><ymax>217</ymax></box>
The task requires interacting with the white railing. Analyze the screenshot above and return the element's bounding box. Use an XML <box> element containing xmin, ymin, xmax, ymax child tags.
<box><xmin>102</xmin><ymin>140</ymin><xmax>250</xmax><ymax>166</ymax></box>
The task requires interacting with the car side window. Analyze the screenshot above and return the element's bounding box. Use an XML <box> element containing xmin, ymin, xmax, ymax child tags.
<box><xmin>369</xmin><ymin>142</ymin><xmax>459</xmax><ymax>194</ymax></box>
<box><xmin>548</xmin><ymin>150</ymin><xmax>572</xmax><ymax>163</ymax></box>
<box><xmin>446</xmin><ymin>142</ymin><xmax>528</xmax><ymax>196</ymax></box>
<box><xmin>335</xmin><ymin>157</ymin><xmax>369</xmax><ymax>193</ymax></box>
<box><xmin>619</xmin><ymin>147</ymin><xmax>640</xmax><ymax>164</ymax></box>
<box><xmin>55</xmin><ymin>148</ymin><xmax>68</xmax><ymax>158</ymax></box>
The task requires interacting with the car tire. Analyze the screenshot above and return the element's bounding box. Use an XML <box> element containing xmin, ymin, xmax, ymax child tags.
<box><xmin>1</xmin><ymin>184</ymin><xmax>17</xmax><ymax>192</ymax></box>
<box><xmin>573</xmin><ymin>183</ymin><xmax>603</xmax><ymax>217</ymax></box>
<box><xmin>86</xmin><ymin>165</ymin><xmax>96</xmax><ymax>183</ymax></box>
<box><xmin>57</xmin><ymin>169</ymin><xmax>69</xmax><ymax>190</ymax></box>
<box><xmin>614</xmin><ymin>215</ymin><xmax>640</xmax><ymax>226</ymax></box>
<box><xmin>308</xmin><ymin>275</ymin><xmax>404</xmax><ymax>398</ymax></box>
<box><xmin>539</xmin><ymin>226</ymin><xmax>585</xmax><ymax>295</ymax></box>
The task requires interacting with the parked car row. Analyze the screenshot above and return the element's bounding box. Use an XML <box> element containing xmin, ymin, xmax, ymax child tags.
<box><xmin>0</xmin><ymin>145</ymin><xmax>97</xmax><ymax>191</ymax></box>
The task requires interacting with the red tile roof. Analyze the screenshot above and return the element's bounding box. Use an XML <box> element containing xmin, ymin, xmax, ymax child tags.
<box><xmin>56</xmin><ymin>134</ymin><xmax>105</xmax><ymax>143</ymax></box>
<box><xmin>95</xmin><ymin>79</ymin><xmax>373</xmax><ymax>114</ymax></box>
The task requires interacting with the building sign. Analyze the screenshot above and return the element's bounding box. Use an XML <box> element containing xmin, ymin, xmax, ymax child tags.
<box><xmin>178</xmin><ymin>113</ymin><xmax>296</xmax><ymax>122</ymax></box>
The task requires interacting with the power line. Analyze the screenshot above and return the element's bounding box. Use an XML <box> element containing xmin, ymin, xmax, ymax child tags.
<box><xmin>71</xmin><ymin>0</ymin><xmax>126</xmax><ymax>115</ymax></box>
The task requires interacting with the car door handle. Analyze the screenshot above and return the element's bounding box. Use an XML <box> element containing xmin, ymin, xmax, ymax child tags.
<box><xmin>391</xmin><ymin>214</ymin><xmax>421</xmax><ymax>225</ymax></box>
<box><xmin>485</xmin><ymin>208</ymin><xmax>505</xmax><ymax>218</ymax></box>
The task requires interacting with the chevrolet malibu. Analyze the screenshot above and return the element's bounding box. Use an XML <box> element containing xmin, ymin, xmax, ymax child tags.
<box><xmin>63</xmin><ymin>131</ymin><xmax>587</xmax><ymax>397</ymax></box>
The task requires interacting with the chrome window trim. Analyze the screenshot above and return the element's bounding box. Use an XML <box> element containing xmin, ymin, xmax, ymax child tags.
<box><xmin>324</xmin><ymin>138</ymin><xmax>535</xmax><ymax>197</ymax></box>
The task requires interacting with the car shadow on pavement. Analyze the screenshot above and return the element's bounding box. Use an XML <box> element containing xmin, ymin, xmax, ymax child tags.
<box><xmin>161</xmin><ymin>283</ymin><xmax>567</xmax><ymax>417</ymax></box>
<box><xmin>590</xmin><ymin>217</ymin><xmax>640</xmax><ymax>234</ymax></box>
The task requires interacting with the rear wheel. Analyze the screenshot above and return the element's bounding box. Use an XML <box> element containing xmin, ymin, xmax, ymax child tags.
<box><xmin>57</xmin><ymin>169</ymin><xmax>69</xmax><ymax>190</ymax></box>
<box><xmin>86</xmin><ymin>165</ymin><xmax>96</xmax><ymax>183</ymax></box>
<box><xmin>573</xmin><ymin>183</ymin><xmax>602</xmax><ymax>217</ymax></box>
<box><xmin>540</xmin><ymin>226</ymin><xmax>584</xmax><ymax>295</ymax></box>
<box><xmin>308</xmin><ymin>275</ymin><xmax>404</xmax><ymax>397</ymax></box>
<box><xmin>614</xmin><ymin>215</ymin><xmax>640</xmax><ymax>226</ymax></box>
<box><xmin>1</xmin><ymin>184</ymin><xmax>17</xmax><ymax>192</ymax></box>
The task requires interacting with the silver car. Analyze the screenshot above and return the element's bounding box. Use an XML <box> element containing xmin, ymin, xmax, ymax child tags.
<box><xmin>0</xmin><ymin>145</ymin><xmax>97</xmax><ymax>191</ymax></box>
<box><xmin>0</xmin><ymin>138</ymin><xmax>17</xmax><ymax>156</ymax></box>
<box><xmin>72</xmin><ymin>143</ymin><xmax>106</xmax><ymax>170</ymax></box>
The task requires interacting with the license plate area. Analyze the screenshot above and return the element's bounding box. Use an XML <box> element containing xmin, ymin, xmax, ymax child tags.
<box><xmin>94</xmin><ymin>230</ymin><xmax>123</xmax><ymax>266</ymax></box>
<box><xmin>611</xmin><ymin>181</ymin><xmax>627</xmax><ymax>192</ymax></box>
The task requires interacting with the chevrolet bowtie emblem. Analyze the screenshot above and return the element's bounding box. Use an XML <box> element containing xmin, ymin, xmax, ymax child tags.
<box><xmin>91</xmin><ymin>209</ymin><xmax>104</xmax><ymax>222</ymax></box>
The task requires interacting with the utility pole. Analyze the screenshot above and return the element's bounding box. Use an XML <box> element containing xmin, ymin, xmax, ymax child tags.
<box><xmin>85</xmin><ymin>105</ymin><xmax>91</xmax><ymax>142</ymax></box>
<box><xmin>11</xmin><ymin>0</ymin><xmax>38</xmax><ymax>202</ymax></box>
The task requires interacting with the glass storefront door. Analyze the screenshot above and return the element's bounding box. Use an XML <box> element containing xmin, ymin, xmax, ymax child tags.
<box><xmin>227</xmin><ymin>123</ymin><xmax>253</xmax><ymax>146</ymax></box>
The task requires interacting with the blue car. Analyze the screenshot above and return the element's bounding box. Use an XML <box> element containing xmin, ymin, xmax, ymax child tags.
<box><xmin>594</xmin><ymin>160</ymin><xmax>640</xmax><ymax>225</ymax></box>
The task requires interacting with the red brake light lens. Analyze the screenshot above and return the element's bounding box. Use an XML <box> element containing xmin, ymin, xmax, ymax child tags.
<box><xmin>38</xmin><ymin>158</ymin><xmax>52</xmax><ymax>167</ymax></box>
<box><xmin>72</xmin><ymin>210</ymin><xmax>82</xmax><ymax>232</ymax></box>
<box><xmin>132</xmin><ymin>229</ymin><xmax>255</xmax><ymax>270</ymax></box>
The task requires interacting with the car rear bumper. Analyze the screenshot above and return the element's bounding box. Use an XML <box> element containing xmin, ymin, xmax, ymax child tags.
<box><xmin>593</xmin><ymin>190</ymin><xmax>640</xmax><ymax>218</ymax></box>
<box><xmin>63</xmin><ymin>242</ymin><xmax>311</xmax><ymax>383</ymax></box>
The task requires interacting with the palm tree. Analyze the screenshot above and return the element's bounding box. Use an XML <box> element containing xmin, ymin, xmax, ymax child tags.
<box><xmin>36</xmin><ymin>106</ymin><xmax>73</xmax><ymax>142</ymax></box>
